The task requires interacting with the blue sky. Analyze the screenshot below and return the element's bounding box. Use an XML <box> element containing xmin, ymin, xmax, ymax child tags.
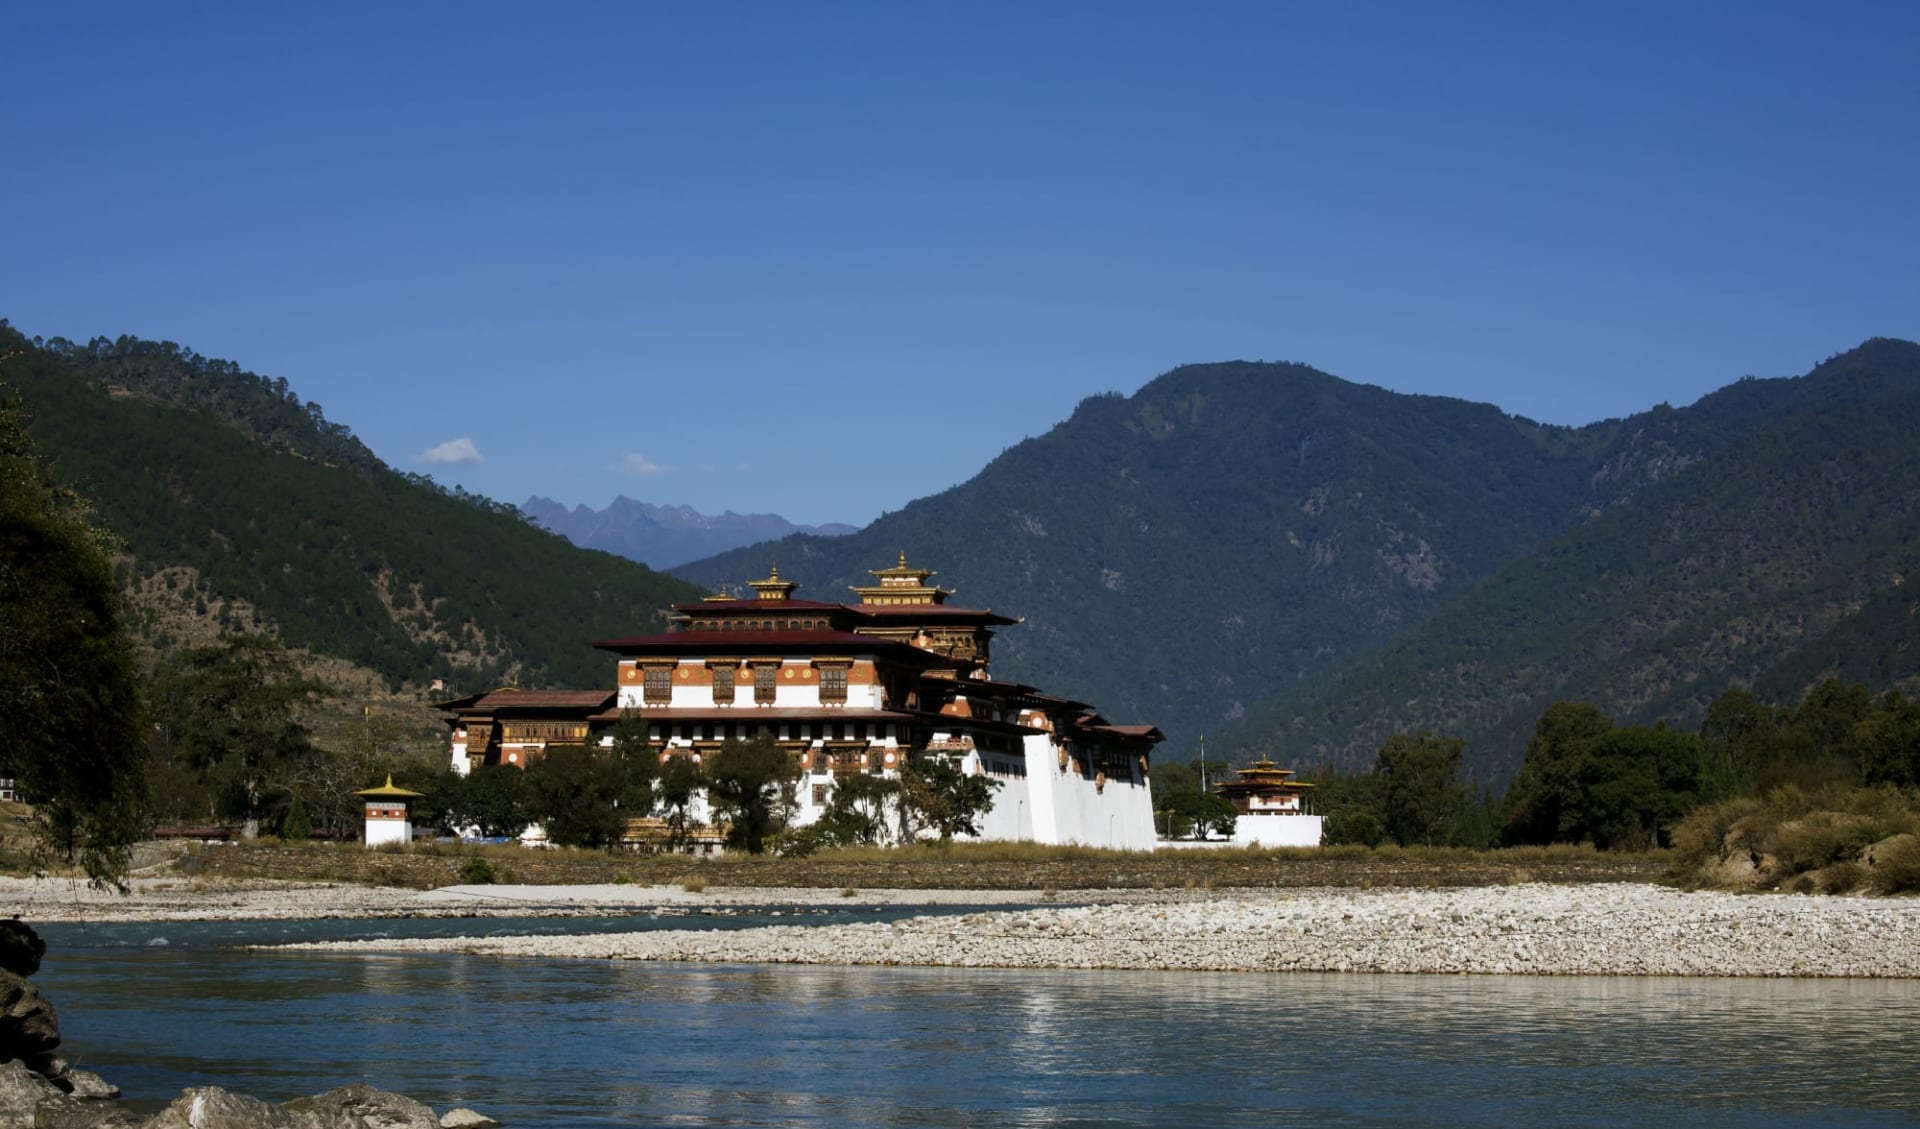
<box><xmin>5</xmin><ymin>2</ymin><xmax>1917</xmax><ymax>526</ymax></box>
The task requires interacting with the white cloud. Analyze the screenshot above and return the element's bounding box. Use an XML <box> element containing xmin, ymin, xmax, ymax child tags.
<box><xmin>619</xmin><ymin>452</ymin><xmax>671</xmax><ymax>477</ymax></box>
<box><xmin>420</xmin><ymin>437</ymin><xmax>483</xmax><ymax>465</ymax></box>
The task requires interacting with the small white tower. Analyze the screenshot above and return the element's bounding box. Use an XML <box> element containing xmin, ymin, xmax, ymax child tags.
<box><xmin>355</xmin><ymin>775</ymin><xmax>425</xmax><ymax>847</ymax></box>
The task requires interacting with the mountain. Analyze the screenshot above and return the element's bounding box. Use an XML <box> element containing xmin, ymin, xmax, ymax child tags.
<box><xmin>0</xmin><ymin>322</ymin><xmax>705</xmax><ymax>692</ymax></box>
<box><xmin>675</xmin><ymin>341</ymin><xmax>1920</xmax><ymax>754</ymax></box>
<box><xmin>1223</xmin><ymin>351</ymin><xmax>1920</xmax><ymax>780</ymax></box>
<box><xmin>522</xmin><ymin>495</ymin><xmax>857</xmax><ymax>570</ymax></box>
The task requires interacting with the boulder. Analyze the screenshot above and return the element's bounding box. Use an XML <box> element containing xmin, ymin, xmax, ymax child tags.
<box><xmin>0</xmin><ymin>1059</ymin><xmax>136</xmax><ymax>1129</ymax></box>
<box><xmin>282</xmin><ymin>1084</ymin><xmax>439</xmax><ymax>1129</ymax></box>
<box><xmin>0</xmin><ymin>1057</ymin><xmax>61</xmax><ymax>1124</ymax></box>
<box><xmin>439</xmin><ymin>1110</ymin><xmax>501</xmax><ymax>1129</ymax></box>
<box><xmin>59</xmin><ymin>1069</ymin><xmax>122</xmax><ymax>1099</ymax></box>
<box><xmin>0</xmin><ymin>971</ymin><xmax>63</xmax><ymax>1075</ymax></box>
<box><xmin>0</xmin><ymin>923</ymin><xmax>44</xmax><ymax>979</ymax></box>
<box><xmin>142</xmin><ymin>1087</ymin><xmax>319</xmax><ymax>1129</ymax></box>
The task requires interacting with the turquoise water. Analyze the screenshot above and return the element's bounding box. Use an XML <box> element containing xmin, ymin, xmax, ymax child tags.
<box><xmin>30</xmin><ymin>916</ymin><xmax>1920</xmax><ymax>1128</ymax></box>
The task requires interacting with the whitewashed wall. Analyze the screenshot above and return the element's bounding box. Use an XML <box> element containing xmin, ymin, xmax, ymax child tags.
<box><xmin>1231</xmin><ymin>813</ymin><xmax>1324</xmax><ymax>848</ymax></box>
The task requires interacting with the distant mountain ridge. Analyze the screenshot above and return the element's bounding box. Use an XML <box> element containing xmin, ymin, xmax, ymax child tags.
<box><xmin>675</xmin><ymin>340</ymin><xmax>1920</xmax><ymax>756</ymax></box>
<box><xmin>522</xmin><ymin>495</ymin><xmax>857</xmax><ymax>570</ymax></box>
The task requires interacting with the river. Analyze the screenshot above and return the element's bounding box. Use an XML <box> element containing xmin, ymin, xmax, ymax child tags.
<box><xmin>32</xmin><ymin>916</ymin><xmax>1920</xmax><ymax>1127</ymax></box>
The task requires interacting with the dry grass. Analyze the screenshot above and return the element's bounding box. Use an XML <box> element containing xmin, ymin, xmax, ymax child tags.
<box><xmin>171</xmin><ymin>837</ymin><xmax>1664</xmax><ymax>892</ymax></box>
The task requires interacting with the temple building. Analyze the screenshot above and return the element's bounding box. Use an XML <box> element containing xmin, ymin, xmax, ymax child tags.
<box><xmin>439</xmin><ymin>555</ymin><xmax>1162</xmax><ymax>849</ymax></box>
<box><xmin>1213</xmin><ymin>758</ymin><xmax>1323</xmax><ymax>847</ymax></box>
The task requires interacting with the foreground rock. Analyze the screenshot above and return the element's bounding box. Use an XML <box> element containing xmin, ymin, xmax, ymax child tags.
<box><xmin>0</xmin><ymin>1070</ymin><xmax>496</xmax><ymax>1129</ymax></box>
<box><xmin>283</xmin><ymin>883</ymin><xmax>1920</xmax><ymax>978</ymax></box>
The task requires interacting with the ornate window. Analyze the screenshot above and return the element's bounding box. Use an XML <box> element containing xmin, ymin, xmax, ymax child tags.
<box><xmin>641</xmin><ymin>665</ymin><xmax>672</xmax><ymax>706</ymax></box>
<box><xmin>710</xmin><ymin>664</ymin><xmax>736</xmax><ymax>705</ymax></box>
<box><xmin>818</xmin><ymin>663</ymin><xmax>849</xmax><ymax>705</ymax></box>
<box><xmin>754</xmin><ymin>663</ymin><xmax>778</xmax><ymax>705</ymax></box>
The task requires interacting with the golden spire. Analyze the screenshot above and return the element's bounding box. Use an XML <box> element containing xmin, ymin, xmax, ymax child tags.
<box><xmin>747</xmin><ymin>562</ymin><xmax>800</xmax><ymax>601</ymax></box>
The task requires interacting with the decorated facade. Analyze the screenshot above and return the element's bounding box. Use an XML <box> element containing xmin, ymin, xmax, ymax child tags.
<box><xmin>440</xmin><ymin>556</ymin><xmax>1162</xmax><ymax>849</ymax></box>
<box><xmin>1213</xmin><ymin>758</ymin><xmax>1323</xmax><ymax>847</ymax></box>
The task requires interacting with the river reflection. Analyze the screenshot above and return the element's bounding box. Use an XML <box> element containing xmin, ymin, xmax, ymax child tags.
<box><xmin>31</xmin><ymin>921</ymin><xmax>1920</xmax><ymax>1128</ymax></box>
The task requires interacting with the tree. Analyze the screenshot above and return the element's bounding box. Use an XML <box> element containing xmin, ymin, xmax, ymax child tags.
<box><xmin>148</xmin><ymin>636</ymin><xmax>323</xmax><ymax>837</ymax></box>
<box><xmin>1568</xmin><ymin>725</ymin><xmax>1705</xmax><ymax>850</ymax></box>
<box><xmin>1163</xmin><ymin>791</ymin><xmax>1237</xmax><ymax>840</ymax></box>
<box><xmin>0</xmin><ymin>385</ymin><xmax>147</xmax><ymax>887</ymax></box>
<box><xmin>1698</xmin><ymin>689</ymin><xmax>1787</xmax><ymax>796</ymax></box>
<box><xmin>1852</xmin><ymin>691</ymin><xmax>1920</xmax><ymax>789</ymax></box>
<box><xmin>445</xmin><ymin>765</ymin><xmax>530</xmax><ymax>838</ymax></box>
<box><xmin>1502</xmin><ymin>702</ymin><xmax>1613</xmax><ymax>845</ymax></box>
<box><xmin>898</xmin><ymin>751</ymin><xmax>999</xmax><ymax>841</ymax></box>
<box><xmin>1312</xmin><ymin>763</ymin><xmax>1385</xmax><ymax>846</ymax></box>
<box><xmin>1374</xmin><ymin>732</ymin><xmax>1469</xmax><ymax>847</ymax></box>
<box><xmin>521</xmin><ymin>743</ymin><xmax>641</xmax><ymax>849</ymax></box>
<box><xmin>813</xmin><ymin>772</ymin><xmax>900</xmax><ymax>847</ymax></box>
<box><xmin>703</xmin><ymin>735</ymin><xmax>797</xmax><ymax>853</ymax></box>
<box><xmin>656</xmin><ymin>753</ymin><xmax>703</xmax><ymax>850</ymax></box>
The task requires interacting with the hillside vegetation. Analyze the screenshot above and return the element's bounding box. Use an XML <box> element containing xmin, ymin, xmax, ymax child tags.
<box><xmin>1231</xmin><ymin>385</ymin><xmax>1920</xmax><ymax>779</ymax></box>
<box><xmin>679</xmin><ymin>341</ymin><xmax>1920</xmax><ymax>753</ymax></box>
<box><xmin>2</xmin><ymin>322</ymin><xmax>703</xmax><ymax>693</ymax></box>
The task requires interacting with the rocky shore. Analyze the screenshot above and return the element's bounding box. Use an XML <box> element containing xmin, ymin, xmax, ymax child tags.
<box><xmin>281</xmin><ymin>883</ymin><xmax>1920</xmax><ymax>978</ymax></box>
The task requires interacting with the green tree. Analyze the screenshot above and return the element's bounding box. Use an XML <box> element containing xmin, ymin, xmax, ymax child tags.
<box><xmin>280</xmin><ymin>793</ymin><xmax>312</xmax><ymax>841</ymax></box>
<box><xmin>1853</xmin><ymin>691</ymin><xmax>1920</xmax><ymax>788</ymax></box>
<box><xmin>813</xmin><ymin>772</ymin><xmax>900</xmax><ymax>847</ymax></box>
<box><xmin>446</xmin><ymin>765</ymin><xmax>530</xmax><ymax>838</ymax></box>
<box><xmin>0</xmin><ymin>386</ymin><xmax>148</xmax><ymax>886</ymax></box>
<box><xmin>149</xmin><ymin>636</ymin><xmax>323</xmax><ymax>837</ymax></box>
<box><xmin>515</xmin><ymin>711</ymin><xmax>657</xmax><ymax>849</ymax></box>
<box><xmin>521</xmin><ymin>745</ymin><xmax>628</xmax><ymax>848</ymax></box>
<box><xmin>656</xmin><ymin>753</ymin><xmax>704</xmax><ymax>850</ymax></box>
<box><xmin>1502</xmin><ymin>702</ymin><xmax>1614</xmax><ymax>845</ymax></box>
<box><xmin>1312</xmin><ymin>763</ymin><xmax>1385</xmax><ymax>846</ymax></box>
<box><xmin>703</xmin><ymin>735</ymin><xmax>798</xmax><ymax>853</ymax></box>
<box><xmin>1374</xmin><ymin>732</ymin><xmax>1470</xmax><ymax>847</ymax></box>
<box><xmin>899</xmin><ymin>751</ymin><xmax>1000</xmax><ymax>841</ymax></box>
<box><xmin>1163</xmin><ymin>790</ymin><xmax>1237</xmax><ymax>840</ymax></box>
<box><xmin>1568</xmin><ymin>725</ymin><xmax>1706</xmax><ymax>850</ymax></box>
<box><xmin>1698</xmin><ymin>688</ymin><xmax>1787</xmax><ymax>796</ymax></box>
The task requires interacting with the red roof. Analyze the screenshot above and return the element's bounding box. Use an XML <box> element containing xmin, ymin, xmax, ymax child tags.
<box><xmin>1082</xmin><ymin>723</ymin><xmax>1165</xmax><ymax>743</ymax></box>
<box><xmin>439</xmin><ymin>689</ymin><xmax>615</xmax><ymax>713</ymax></box>
<box><xmin>672</xmin><ymin>598</ymin><xmax>850</xmax><ymax>613</ymax></box>
<box><xmin>591</xmin><ymin>629</ymin><xmax>951</xmax><ymax>664</ymax></box>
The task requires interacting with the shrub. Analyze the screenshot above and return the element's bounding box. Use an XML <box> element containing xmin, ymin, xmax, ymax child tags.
<box><xmin>1669</xmin><ymin>796</ymin><xmax>1765</xmax><ymax>872</ymax></box>
<box><xmin>1817</xmin><ymin>861</ymin><xmax>1865</xmax><ymax>894</ymax></box>
<box><xmin>459</xmin><ymin>856</ymin><xmax>497</xmax><ymax>885</ymax></box>
<box><xmin>1867</xmin><ymin>834</ymin><xmax>1920</xmax><ymax>895</ymax></box>
<box><xmin>1325</xmin><ymin>809</ymin><xmax>1385</xmax><ymax>847</ymax></box>
<box><xmin>1773</xmin><ymin>812</ymin><xmax>1884</xmax><ymax>873</ymax></box>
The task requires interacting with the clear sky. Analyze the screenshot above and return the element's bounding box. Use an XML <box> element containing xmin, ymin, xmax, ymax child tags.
<box><xmin>5</xmin><ymin>2</ymin><xmax>1916</xmax><ymax>526</ymax></box>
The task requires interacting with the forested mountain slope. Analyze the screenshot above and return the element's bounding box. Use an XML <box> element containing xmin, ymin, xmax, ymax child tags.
<box><xmin>677</xmin><ymin>341</ymin><xmax>1920</xmax><ymax>751</ymax></box>
<box><xmin>0</xmin><ymin>322</ymin><xmax>703</xmax><ymax>692</ymax></box>
<box><xmin>1228</xmin><ymin>387</ymin><xmax>1920</xmax><ymax>780</ymax></box>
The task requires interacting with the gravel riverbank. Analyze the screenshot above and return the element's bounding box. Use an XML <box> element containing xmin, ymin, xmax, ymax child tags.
<box><xmin>0</xmin><ymin>875</ymin><xmax>1084</xmax><ymax>922</ymax></box>
<box><xmin>279</xmin><ymin>883</ymin><xmax>1920</xmax><ymax>978</ymax></box>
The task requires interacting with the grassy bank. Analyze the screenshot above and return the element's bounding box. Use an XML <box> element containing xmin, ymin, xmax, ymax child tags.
<box><xmin>160</xmin><ymin>838</ymin><xmax>1664</xmax><ymax>892</ymax></box>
